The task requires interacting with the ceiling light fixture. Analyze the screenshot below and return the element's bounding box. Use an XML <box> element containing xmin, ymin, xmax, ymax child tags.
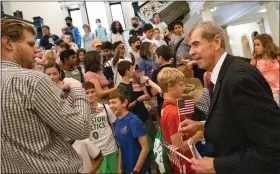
<box><xmin>210</xmin><ymin>7</ymin><xmax>217</xmax><ymax>12</ymax></box>
<box><xmin>259</xmin><ymin>9</ymin><xmax>266</xmax><ymax>13</ymax></box>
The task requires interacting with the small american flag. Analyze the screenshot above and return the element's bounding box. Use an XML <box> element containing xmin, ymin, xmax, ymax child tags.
<box><xmin>162</xmin><ymin>142</ymin><xmax>190</xmax><ymax>173</ymax></box>
<box><xmin>177</xmin><ymin>99</ymin><xmax>195</xmax><ymax>116</ymax></box>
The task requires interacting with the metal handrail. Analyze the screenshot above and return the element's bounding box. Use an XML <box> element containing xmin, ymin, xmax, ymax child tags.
<box><xmin>2</xmin><ymin>13</ymin><xmax>33</xmax><ymax>24</ymax></box>
<box><xmin>136</xmin><ymin>11</ymin><xmax>152</xmax><ymax>25</ymax></box>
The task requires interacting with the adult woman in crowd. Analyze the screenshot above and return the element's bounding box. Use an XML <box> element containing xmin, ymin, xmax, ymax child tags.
<box><xmin>108</xmin><ymin>21</ymin><xmax>125</xmax><ymax>44</ymax></box>
<box><xmin>251</xmin><ymin>34</ymin><xmax>279</xmax><ymax>105</ymax></box>
<box><xmin>84</xmin><ymin>51</ymin><xmax>116</xmax><ymax>101</ymax></box>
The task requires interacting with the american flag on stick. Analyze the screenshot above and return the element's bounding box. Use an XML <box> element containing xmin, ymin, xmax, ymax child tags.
<box><xmin>177</xmin><ymin>99</ymin><xmax>195</xmax><ymax>116</ymax></box>
<box><xmin>161</xmin><ymin>141</ymin><xmax>190</xmax><ymax>173</ymax></box>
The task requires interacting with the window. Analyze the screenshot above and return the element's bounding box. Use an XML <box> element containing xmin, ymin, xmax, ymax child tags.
<box><xmin>110</xmin><ymin>3</ymin><xmax>126</xmax><ymax>30</ymax></box>
<box><xmin>69</xmin><ymin>9</ymin><xmax>84</xmax><ymax>36</ymax></box>
<box><xmin>85</xmin><ymin>2</ymin><xmax>109</xmax><ymax>34</ymax></box>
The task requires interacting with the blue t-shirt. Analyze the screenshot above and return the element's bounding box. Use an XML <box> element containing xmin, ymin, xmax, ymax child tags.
<box><xmin>95</xmin><ymin>26</ymin><xmax>107</xmax><ymax>42</ymax></box>
<box><xmin>139</xmin><ymin>59</ymin><xmax>155</xmax><ymax>79</ymax></box>
<box><xmin>115</xmin><ymin>112</ymin><xmax>151</xmax><ymax>174</ymax></box>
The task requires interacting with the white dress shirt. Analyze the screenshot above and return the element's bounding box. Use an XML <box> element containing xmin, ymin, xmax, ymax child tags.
<box><xmin>210</xmin><ymin>52</ymin><xmax>227</xmax><ymax>85</ymax></box>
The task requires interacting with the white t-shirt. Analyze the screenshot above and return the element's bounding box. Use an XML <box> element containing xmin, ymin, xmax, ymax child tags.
<box><xmin>72</xmin><ymin>139</ymin><xmax>101</xmax><ymax>173</ymax></box>
<box><xmin>153</xmin><ymin>22</ymin><xmax>168</xmax><ymax>37</ymax></box>
<box><xmin>89</xmin><ymin>103</ymin><xmax>118</xmax><ymax>155</ymax></box>
<box><xmin>142</xmin><ymin>38</ymin><xmax>161</xmax><ymax>51</ymax></box>
<box><xmin>111</xmin><ymin>57</ymin><xmax>132</xmax><ymax>86</ymax></box>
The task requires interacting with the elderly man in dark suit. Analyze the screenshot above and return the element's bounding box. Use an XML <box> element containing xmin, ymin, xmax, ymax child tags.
<box><xmin>179</xmin><ymin>21</ymin><xmax>280</xmax><ymax>173</ymax></box>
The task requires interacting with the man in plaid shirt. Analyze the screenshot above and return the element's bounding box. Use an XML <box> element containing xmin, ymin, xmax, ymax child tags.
<box><xmin>1</xmin><ymin>19</ymin><xmax>91</xmax><ymax>173</ymax></box>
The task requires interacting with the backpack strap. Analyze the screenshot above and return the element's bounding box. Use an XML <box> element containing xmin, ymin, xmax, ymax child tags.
<box><xmin>102</xmin><ymin>103</ymin><xmax>119</xmax><ymax>147</ymax></box>
<box><xmin>129</xmin><ymin>52</ymin><xmax>136</xmax><ymax>65</ymax></box>
<box><xmin>77</xmin><ymin>66</ymin><xmax>85</xmax><ymax>82</ymax></box>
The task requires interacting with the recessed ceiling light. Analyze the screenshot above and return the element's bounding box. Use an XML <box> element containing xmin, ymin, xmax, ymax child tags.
<box><xmin>210</xmin><ymin>7</ymin><xmax>217</xmax><ymax>12</ymax></box>
<box><xmin>259</xmin><ymin>9</ymin><xmax>266</xmax><ymax>13</ymax></box>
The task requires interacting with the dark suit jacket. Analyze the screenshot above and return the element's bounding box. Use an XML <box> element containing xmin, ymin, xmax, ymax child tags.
<box><xmin>204</xmin><ymin>54</ymin><xmax>280</xmax><ymax>173</ymax></box>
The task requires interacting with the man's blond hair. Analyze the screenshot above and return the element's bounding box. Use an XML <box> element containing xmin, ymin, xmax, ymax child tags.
<box><xmin>1</xmin><ymin>18</ymin><xmax>36</xmax><ymax>42</ymax></box>
<box><xmin>157</xmin><ymin>67</ymin><xmax>185</xmax><ymax>93</ymax></box>
<box><xmin>188</xmin><ymin>21</ymin><xmax>226</xmax><ymax>49</ymax></box>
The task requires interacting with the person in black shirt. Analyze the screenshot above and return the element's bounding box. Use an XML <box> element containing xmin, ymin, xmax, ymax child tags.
<box><xmin>40</xmin><ymin>25</ymin><xmax>59</xmax><ymax>50</ymax></box>
<box><xmin>129</xmin><ymin>17</ymin><xmax>144</xmax><ymax>39</ymax></box>
<box><xmin>117</xmin><ymin>60</ymin><xmax>150</xmax><ymax>122</ymax></box>
<box><xmin>142</xmin><ymin>45</ymin><xmax>174</xmax><ymax>114</ymax></box>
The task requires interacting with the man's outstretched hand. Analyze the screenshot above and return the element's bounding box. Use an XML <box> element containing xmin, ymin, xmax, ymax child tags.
<box><xmin>178</xmin><ymin>119</ymin><xmax>204</xmax><ymax>134</ymax></box>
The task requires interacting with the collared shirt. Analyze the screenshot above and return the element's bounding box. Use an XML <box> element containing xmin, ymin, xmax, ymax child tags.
<box><xmin>211</xmin><ymin>52</ymin><xmax>227</xmax><ymax>85</ymax></box>
<box><xmin>1</xmin><ymin>60</ymin><xmax>91</xmax><ymax>173</ymax></box>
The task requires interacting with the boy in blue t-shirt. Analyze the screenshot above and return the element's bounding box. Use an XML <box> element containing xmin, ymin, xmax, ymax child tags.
<box><xmin>108</xmin><ymin>87</ymin><xmax>151</xmax><ymax>174</ymax></box>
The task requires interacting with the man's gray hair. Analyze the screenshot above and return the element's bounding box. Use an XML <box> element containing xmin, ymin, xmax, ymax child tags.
<box><xmin>188</xmin><ymin>21</ymin><xmax>226</xmax><ymax>49</ymax></box>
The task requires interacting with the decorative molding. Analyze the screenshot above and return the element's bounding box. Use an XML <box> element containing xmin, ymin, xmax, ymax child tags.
<box><xmin>139</xmin><ymin>1</ymin><xmax>168</xmax><ymax>19</ymax></box>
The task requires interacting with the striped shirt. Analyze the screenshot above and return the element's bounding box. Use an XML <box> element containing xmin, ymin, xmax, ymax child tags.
<box><xmin>1</xmin><ymin>60</ymin><xmax>91</xmax><ymax>173</ymax></box>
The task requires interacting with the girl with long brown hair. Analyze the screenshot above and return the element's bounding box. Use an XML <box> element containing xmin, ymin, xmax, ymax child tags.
<box><xmin>251</xmin><ymin>34</ymin><xmax>279</xmax><ymax>105</ymax></box>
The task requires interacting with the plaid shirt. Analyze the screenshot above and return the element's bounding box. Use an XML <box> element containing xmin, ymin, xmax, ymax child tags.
<box><xmin>1</xmin><ymin>61</ymin><xmax>91</xmax><ymax>173</ymax></box>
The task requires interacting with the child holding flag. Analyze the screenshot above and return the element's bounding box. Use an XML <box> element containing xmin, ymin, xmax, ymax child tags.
<box><xmin>157</xmin><ymin>67</ymin><xmax>202</xmax><ymax>174</ymax></box>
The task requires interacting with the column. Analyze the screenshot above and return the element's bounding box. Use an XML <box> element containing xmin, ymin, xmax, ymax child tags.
<box><xmin>60</xmin><ymin>2</ymin><xmax>70</xmax><ymax>18</ymax></box>
<box><xmin>79</xmin><ymin>2</ymin><xmax>89</xmax><ymax>25</ymax></box>
<box><xmin>221</xmin><ymin>25</ymin><xmax>233</xmax><ymax>54</ymax></box>
<box><xmin>262</xmin><ymin>2</ymin><xmax>279</xmax><ymax>46</ymax></box>
<box><xmin>201</xmin><ymin>8</ymin><xmax>214</xmax><ymax>21</ymax></box>
<box><xmin>104</xmin><ymin>2</ymin><xmax>113</xmax><ymax>27</ymax></box>
<box><xmin>257</xmin><ymin>19</ymin><xmax>266</xmax><ymax>34</ymax></box>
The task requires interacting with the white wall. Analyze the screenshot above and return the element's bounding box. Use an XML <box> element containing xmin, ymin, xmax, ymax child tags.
<box><xmin>7</xmin><ymin>2</ymin><xmax>66</xmax><ymax>36</ymax></box>
<box><xmin>183</xmin><ymin>13</ymin><xmax>203</xmax><ymax>34</ymax></box>
<box><xmin>227</xmin><ymin>22</ymin><xmax>260</xmax><ymax>57</ymax></box>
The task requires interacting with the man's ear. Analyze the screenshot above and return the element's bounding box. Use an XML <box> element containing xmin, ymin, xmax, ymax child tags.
<box><xmin>1</xmin><ymin>36</ymin><xmax>14</xmax><ymax>51</ymax></box>
<box><xmin>213</xmin><ymin>35</ymin><xmax>222</xmax><ymax>51</ymax></box>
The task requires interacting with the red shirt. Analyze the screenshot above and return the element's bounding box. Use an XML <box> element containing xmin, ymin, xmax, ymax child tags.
<box><xmin>160</xmin><ymin>99</ymin><xmax>194</xmax><ymax>174</ymax></box>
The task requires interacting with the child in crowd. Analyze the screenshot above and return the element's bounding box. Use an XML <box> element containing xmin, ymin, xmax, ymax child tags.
<box><xmin>60</xmin><ymin>49</ymin><xmax>84</xmax><ymax>82</ymax></box>
<box><xmin>63</xmin><ymin>32</ymin><xmax>79</xmax><ymax>51</ymax></box>
<box><xmin>42</xmin><ymin>50</ymin><xmax>56</xmax><ymax>64</ymax></box>
<box><xmin>157</xmin><ymin>68</ymin><xmax>194</xmax><ymax>174</ymax></box>
<box><xmin>82</xmin><ymin>81</ymin><xmax>118</xmax><ymax>173</ymax></box>
<box><xmin>139</xmin><ymin>42</ymin><xmax>155</xmax><ymax>79</ymax></box>
<box><xmin>92</xmin><ymin>39</ymin><xmax>102</xmax><ymax>53</ymax></box>
<box><xmin>142</xmin><ymin>23</ymin><xmax>160</xmax><ymax>51</ymax></box>
<box><xmin>145</xmin><ymin>45</ymin><xmax>174</xmax><ymax>114</ymax></box>
<box><xmin>101</xmin><ymin>41</ymin><xmax>114</xmax><ymax>87</ymax></box>
<box><xmin>76</xmin><ymin>48</ymin><xmax>86</xmax><ymax>73</ymax></box>
<box><xmin>55</xmin><ymin>41</ymin><xmax>70</xmax><ymax>64</ymax></box>
<box><xmin>44</xmin><ymin>62</ymin><xmax>63</xmax><ymax>87</ymax></box>
<box><xmin>117</xmin><ymin>60</ymin><xmax>150</xmax><ymax>122</ymax></box>
<box><xmin>128</xmin><ymin>36</ymin><xmax>141</xmax><ymax>67</ymax></box>
<box><xmin>95</xmin><ymin>18</ymin><xmax>107</xmax><ymax>42</ymax></box>
<box><xmin>108</xmin><ymin>87</ymin><xmax>151</xmax><ymax>174</ymax></box>
<box><xmin>170</xmin><ymin>21</ymin><xmax>185</xmax><ymax>48</ymax></box>
<box><xmin>111</xmin><ymin>41</ymin><xmax>132</xmax><ymax>86</ymax></box>
<box><xmin>82</xmin><ymin>24</ymin><xmax>95</xmax><ymax>52</ymax></box>
<box><xmin>109</xmin><ymin>21</ymin><xmax>125</xmax><ymax>44</ymax></box>
<box><xmin>72</xmin><ymin>139</ymin><xmax>104</xmax><ymax>173</ymax></box>
<box><xmin>154</xmin><ymin>28</ymin><xmax>167</xmax><ymax>47</ymax></box>
<box><xmin>84</xmin><ymin>51</ymin><xmax>116</xmax><ymax>99</ymax></box>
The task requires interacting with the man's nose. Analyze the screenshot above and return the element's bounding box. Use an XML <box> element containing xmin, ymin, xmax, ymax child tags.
<box><xmin>189</xmin><ymin>47</ymin><xmax>195</xmax><ymax>57</ymax></box>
